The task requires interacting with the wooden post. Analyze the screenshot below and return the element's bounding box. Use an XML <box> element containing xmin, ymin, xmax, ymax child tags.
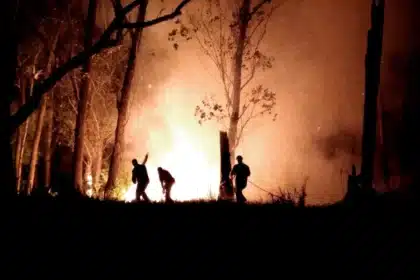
<box><xmin>219</xmin><ymin>131</ymin><xmax>234</xmax><ymax>200</ymax></box>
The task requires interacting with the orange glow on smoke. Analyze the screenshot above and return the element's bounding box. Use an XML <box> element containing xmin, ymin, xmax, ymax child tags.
<box><xmin>124</xmin><ymin>86</ymin><xmax>220</xmax><ymax>202</ymax></box>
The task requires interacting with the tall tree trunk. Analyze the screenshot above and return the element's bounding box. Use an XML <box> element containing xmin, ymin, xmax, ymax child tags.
<box><xmin>0</xmin><ymin>0</ymin><xmax>19</xmax><ymax>197</ymax></box>
<box><xmin>105</xmin><ymin>0</ymin><xmax>149</xmax><ymax>198</ymax></box>
<box><xmin>27</xmin><ymin>28</ymin><xmax>60</xmax><ymax>194</ymax></box>
<box><xmin>360</xmin><ymin>0</ymin><xmax>384</xmax><ymax>191</ymax></box>
<box><xmin>15</xmin><ymin>78</ymin><xmax>26</xmax><ymax>188</ymax></box>
<box><xmin>15</xmin><ymin>75</ymin><xmax>29</xmax><ymax>193</ymax></box>
<box><xmin>16</xmin><ymin>72</ymin><xmax>37</xmax><ymax>194</ymax></box>
<box><xmin>17</xmin><ymin>119</ymin><xmax>29</xmax><ymax>193</ymax></box>
<box><xmin>27</xmin><ymin>98</ymin><xmax>47</xmax><ymax>193</ymax></box>
<box><xmin>92</xmin><ymin>142</ymin><xmax>104</xmax><ymax>194</ymax></box>
<box><xmin>72</xmin><ymin>0</ymin><xmax>98</xmax><ymax>194</ymax></box>
<box><xmin>228</xmin><ymin>0</ymin><xmax>250</xmax><ymax>163</ymax></box>
<box><xmin>43</xmin><ymin>97</ymin><xmax>54</xmax><ymax>191</ymax></box>
<box><xmin>219</xmin><ymin>131</ymin><xmax>234</xmax><ymax>200</ymax></box>
<box><xmin>15</xmin><ymin>127</ymin><xmax>22</xmax><ymax>173</ymax></box>
<box><xmin>14</xmin><ymin>127</ymin><xmax>22</xmax><ymax>191</ymax></box>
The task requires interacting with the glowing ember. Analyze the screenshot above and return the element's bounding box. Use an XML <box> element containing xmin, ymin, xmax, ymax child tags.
<box><xmin>124</xmin><ymin>126</ymin><xmax>219</xmax><ymax>202</ymax></box>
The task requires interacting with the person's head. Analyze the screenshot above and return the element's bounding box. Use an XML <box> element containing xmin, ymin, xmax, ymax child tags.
<box><xmin>157</xmin><ymin>167</ymin><xmax>163</xmax><ymax>174</ymax></box>
<box><xmin>132</xmin><ymin>159</ymin><xmax>138</xmax><ymax>166</ymax></box>
<box><xmin>236</xmin><ymin>155</ymin><xmax>243</xmax><ymax>163</ymax></box>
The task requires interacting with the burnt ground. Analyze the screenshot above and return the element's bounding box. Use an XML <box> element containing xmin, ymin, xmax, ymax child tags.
<box><xmin>2</xmin><ymin>193</ymin><xmax>420</xmax><ymax>278</ymax></box>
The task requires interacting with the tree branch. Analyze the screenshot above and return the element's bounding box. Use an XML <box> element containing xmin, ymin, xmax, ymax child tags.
<box><xmin>249</xmin><ymin>0</ymin><xmax>271</xmax><ymax>19</ymax></box>
<box><xmin>241</xmin><ymin>2</ymin><xmax>274</xmax><ymax>91</ymax></box>
<box><xmin>7</xmin><ymin>0</ymin><xmax>192</xmax><ymax>133</ymax></box>
<box><xmin>122</xmin><ymin>0</ymin><xmax>191</xmax><ymax>28</ymax></box>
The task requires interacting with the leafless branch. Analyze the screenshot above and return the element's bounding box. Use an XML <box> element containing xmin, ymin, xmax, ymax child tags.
<box><xmin>122</xmin><ymin>0</ymin><xmax>191</xmax><ymax>28</ymax></box>
<box><xmin>8</xmin><ymin>0</ymin><xmax>192</xmax><ymax>133</ymax></box>
<box><xmin>249</xmin><ymin>0</ymin><xmax>271</xmax><ymax>19</ymax></box>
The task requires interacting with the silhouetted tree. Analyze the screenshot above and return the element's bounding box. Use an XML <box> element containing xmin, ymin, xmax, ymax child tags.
<box><xmin>170</xmin><ymin>0</ymin><xmax>281</xmax><ymax>161</ymax></box>
<box><xmin>105</xmin><ymin>0</ymin><xmax>149</xmax><ymax>198</ymax></box>
<box><xmin>71</xmin><ymin>0</ymin><xmax>99</xmax><ymax>194</ymax></box>
<box><xmin>1</xmin><ymin>0</ymin><xmax>192</xmax><ymax>197</ymax></box>
<box><xmin>28</xmin><ymin>23</ymin><xmax>61</xmax><ymax>194</ymax></box>
<box><xmin>14</xmin><ymin>45</ymin><xmax>43</xmax><ymax>193</ymax></box>
<box><xmin>54</xmin><ymin>45</ymin><xmax>126</xmax><ymax>196</ymax></box>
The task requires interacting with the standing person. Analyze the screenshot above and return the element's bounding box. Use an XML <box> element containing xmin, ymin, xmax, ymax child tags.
<box><xmin>230</xmin><ymin>155</ymin><xmax>251</xmax><ymax>203</ymax></box>
<box><xmin>132</xmin><ymin>153</ymin><xmax>150</xmax><ymax>202</ymax></box>
<box><xmin>157</xmin><ymin>167</ymin><xmax>175</xmax><ymax>203</ymax></box>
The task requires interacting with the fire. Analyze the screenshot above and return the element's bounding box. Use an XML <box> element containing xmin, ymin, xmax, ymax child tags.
<box><xmin>123</xmin><ymin>83</ymin><xmax>221</xmax><ymax>202</ymax></box>
<box><xmin>124</xmin><ymin>126</ymin><xmax>220</xmax><ymax>202</ymax></box>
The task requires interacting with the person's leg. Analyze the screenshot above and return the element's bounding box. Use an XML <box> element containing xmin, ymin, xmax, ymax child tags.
<box><xmin>236</xmin><ymin>185</ymin><xmax>246</xmax><ymax>203</ymax></box>
<box><xmin>240</xmin><ymin>189</ymin><xmax>247</xmax><ymax>202</ymax></box>
<box><xmin>135</xmin><ymin>183</ymin><xmax>141</xmax><ymax>202</ymax></box>
<box><xmin>141</xmin><ymin>183</ymin><xmax>150</xmax><ymax>202</ymax></box>
<box><xmin>165</xmin><ymin>181</ymin><xmax>174</xmax><ymax>202</ymax></box>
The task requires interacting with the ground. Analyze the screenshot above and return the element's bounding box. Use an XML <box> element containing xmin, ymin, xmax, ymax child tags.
<box><xmin>3</xmin><ymin>193</ymin><xmax>420</xmax><ymax>278</ymax></box>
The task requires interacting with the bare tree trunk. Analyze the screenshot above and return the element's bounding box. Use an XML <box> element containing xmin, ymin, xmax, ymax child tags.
<box><xmin>15</xmin><ymin>75</ymin><xmax>28</xmax><ymax>193</ymax></box>
<box><xmin>72</xmin><ymin>0</ymin><xmax>98</xmax><ymax>194</ymax></box>
<box><xmin>15</xmin><ymin>78</ymin><xmax>26</xmax><ymax>188</ymax></box>
<box><xmin>105</xmin><ymin>0</ymin><xmax>149</xmax><ymax>198</ymax></box>
<box><xmin>16</xmin><ymin>73</ymin><xmax>36</xmax><ymax>194</ymax></box>
<box><xmin>44</xmin><ymin>97</ymin><xmax>54</xmax><ymax>191</ymax></box>
<box><xmin>27</xmin><ymin>98</ymin><xmax>47</xmax><ymax>193</ymax></box>
<box><xmin>360</xmin><ymin>0</ymin><xmax>384</xmax><ymax>191</ymax></box>
<box><xmin>0</xmin><ymin>0</ymin><xmax>19</xmax><ymax>197</ymax></box>
<box><xmin>228</xmin><ymin>0</ymin><xmax>250</xmax><ymax>163</ymax></box>
<box><xmin>27</xmin><ymin>27</ymin><xmax>60</xmax><ymax>194</ymax></box>
<box><xmin>14</xmin><ymin>127</ymin><xmax>22</xmax><ymax>191</ymax></box>
<box><xmin>92</xmin><ymin>142</ymin><xmax>104</xmax><ymax>193</ymax></box>
<box><xmin>219</xmin><ymin>131</ymin><xmax>234</xmax><ymax>200</ymax></box>
<box><xmin>15</xmin><ymin>127</ymin><xmax>22</xmax><ymax>173</ymax></box>
<box><xmin>17</xmin><ymin>119</ymin><xmax>29</xmax><ymax>193</ymax></box>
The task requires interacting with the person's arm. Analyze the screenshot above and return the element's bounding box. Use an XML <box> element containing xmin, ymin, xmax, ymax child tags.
<box><xmin>230</xmin><ymin>166</ymin><xmax>236</xmax><ymax>179</ymax></box>
<box><xmin>132</xmin><ymin>170</ymin><xmax>136</xmax><ymax>184</ymax></box>
<box><xmin>141</xmin><ymin>153</ymin><xmax>149</xmax><ymax>165</ymax></box>
<box><xmin>158</xmin><ymin>173</ymin><xmax>164</xmax><ymax>187</ymax></box>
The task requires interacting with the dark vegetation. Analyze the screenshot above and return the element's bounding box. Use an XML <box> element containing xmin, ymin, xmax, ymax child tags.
<box><xmin>3</xmin><ymin>193</ymin><xmax>419</xmax><ymax>278</ymax></box>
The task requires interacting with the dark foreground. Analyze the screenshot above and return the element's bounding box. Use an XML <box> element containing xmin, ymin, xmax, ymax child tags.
<box><xmin>2</xmin><ymin>194</ymin><xmax>420</xmax><ymax>278</ymax></box>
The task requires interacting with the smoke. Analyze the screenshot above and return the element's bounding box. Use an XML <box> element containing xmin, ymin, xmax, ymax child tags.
<box><xmin>102</xmin><ymin>0</ymin><xmax>381</xmax><ymax>204</ymax></box>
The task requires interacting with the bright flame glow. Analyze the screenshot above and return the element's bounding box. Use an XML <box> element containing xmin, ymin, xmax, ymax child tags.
<box><xmin>86</xmin><ymin>174</ymin><xmax>93</xmax><ymax>197</ymax></box>
<box><xmin>124</xmin><ymin>126</ymin><xmax>220</xmax><ymax>203</ymax></box>
<box><xmin>86</xmin><ymin>174</ymin><xmax>93</xmax><ymax>186</ymax></box>
<box><xmin>123</xmin><ymin>85</ymin><xmax>221</xmax><ymax>203</ymax></box>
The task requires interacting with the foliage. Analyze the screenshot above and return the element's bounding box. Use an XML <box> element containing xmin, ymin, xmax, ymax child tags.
<box><xmin>54</xmin><ymin>46</ymin><xmax>127</xmax><ymax>157</ymax></box>
<box><xmin>168</xmin><ymin>0</ymin><xmax>278</xmax><ymax>148</ymax></box>
<box><xmin>271</xmin><ymin>185</ymin><xmax>307</xmax><ymax>207</ymax></box>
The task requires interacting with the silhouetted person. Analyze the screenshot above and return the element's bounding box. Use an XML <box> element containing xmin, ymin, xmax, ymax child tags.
<box><xmin>230</xmin><ymin>155</ymin><xmax>251</xmax><ymax>203</ymax></box>
<box><xmin>132</xmin><ymin>153</ymin><xmax>150</xmax><ymax>202</ymax></box>
<box><xmin>158</xmin><ymin>167</ymin><xmax>175</xmax><ymax>203</ymax></box>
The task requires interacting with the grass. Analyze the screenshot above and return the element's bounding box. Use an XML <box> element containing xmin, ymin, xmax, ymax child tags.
<box><xmin>3</xmin><ymin>191</ymin><xmax>420</xmax><ymax>278</ymax></box>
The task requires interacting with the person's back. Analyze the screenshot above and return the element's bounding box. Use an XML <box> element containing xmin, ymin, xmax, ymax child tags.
<box><xmin>230</xmin><ymin>155</ymin><xmax>250</xmax><ymax>203</ymax></box>
<box><xmin>133</xmin><ymin>164</ymin><xmax>149</xmax><ymax>184</ymax></box>
<box><xmin>159</xmin><ymin>168</ymin><xmax>174</xmax><ymax>184</ymax></box>
<box><xmin>132</xmin><ymin>155</ymin><xmax>150</xmax><ymax>202</ymax></box>
<box><xmin>232</xmin><ymin>162</ymin><xmax>250</xmax><ymax>185</ymax></box>
<box><xmin>158</xmin><ymin>167</ymin><xmax>175</xmax><ymax>203</ymax></box>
